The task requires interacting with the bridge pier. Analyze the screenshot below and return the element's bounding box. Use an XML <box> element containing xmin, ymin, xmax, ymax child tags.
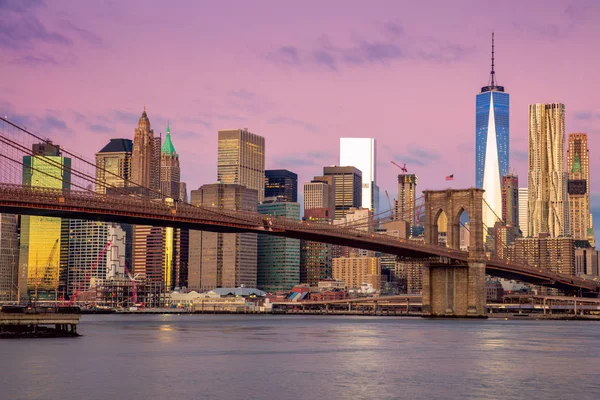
<box><xmin>422</xmin><ymin>262</ymin><xmax>485</xmax><ymax>317</ymax></box>
<box><xmin>423</xmin><ymin>189</ymin><xmax>487</xmax><ymax>318</ymax></box>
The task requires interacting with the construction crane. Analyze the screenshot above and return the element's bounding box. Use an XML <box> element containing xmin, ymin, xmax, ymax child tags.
<box><xmin>68</xmin><ymin>241</ymin><xmax>112</xmax><ymax>306</ymax></box>
<box><xmin>384</xmin><ymin>190</ymin><xmax>394</xmax><ymax>221</ymax></box>
<box><xmin>33</xmin><ymin>239</ymin><xmax>59</xmax><ymax>301</ymax></box>
<box><xmin>390</xmin><ymin>161</ymin><xmax>408</xmax><ymax>173</ymax></box>
<box><xmin>123</xmin><ymin>264</ymin><xmax>141</xmax><ymax>306</ymax></box>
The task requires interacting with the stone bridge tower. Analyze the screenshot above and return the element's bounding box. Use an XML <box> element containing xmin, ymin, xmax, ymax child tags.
<box><xmin>422</xmin><ymin>188</ymin><xmax>487</xmax><ymax>317</ymax></box>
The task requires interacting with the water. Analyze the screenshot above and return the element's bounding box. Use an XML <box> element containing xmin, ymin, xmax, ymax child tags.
<box><xmin>1</xmin><ymin>315</ymin><xmax>599</xmax><ymax>400</ymax></box>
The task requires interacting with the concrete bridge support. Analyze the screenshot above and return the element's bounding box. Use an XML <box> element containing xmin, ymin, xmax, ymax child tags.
<box><xmin>422</xmin><ymin>189</ymin><xmax>487</xmax><ymax>318</ymax></box>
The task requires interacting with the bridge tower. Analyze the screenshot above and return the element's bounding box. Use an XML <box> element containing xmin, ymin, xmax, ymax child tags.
<box><xmin>422</xmin><ymin>188</ymin><xmax>487</xmax><ymax>317</ymax></box>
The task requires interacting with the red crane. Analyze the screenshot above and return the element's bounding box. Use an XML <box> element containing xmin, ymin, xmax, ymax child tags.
<box><xmin>390</xmin><ymin>161</ymin><xmax>408</xmax><ymax>173</ymax></box>
<box><xmin>67</xmin><ymin>241</ymin><xmax>112</xmax><ymax>306</ymax></box>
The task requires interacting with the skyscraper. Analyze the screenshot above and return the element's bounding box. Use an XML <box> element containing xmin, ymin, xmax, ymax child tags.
<box><xmin>323</xmin><ymin>166</ymin><xmax>362</xmax><ymax>220</ymax></box>
<box><xmin>340</xmin><ymin>138</ymin><xmax>379</xmax><ymax>213</ymax></box>
<box><xmin>257</xmin><ymin>200</ymin><xmax>301</xmax><ymax>292</ymax></box>
<box><xmin>265</xmin><ymin>169</ymin><xmax>297</xmax><ymax>202</ymax></box>
<box><xmin>300</xmin><ymin>208</ymin><xmax>333</xmax><ymax>286</ymax></box>
<box><xmin>190</xmin><ymin>184</ymin><xmax>258</xmax><ymax>290</ymax></box>
<box><xmin>475</xmin><ymin>32</ymin><xmax>509</xmax><ymax>237</ymax></box>
<box><xmin>518</xmin><ymin>188</ymin><xmax>528</xmax><ymax>237</ymax></box>
<box><xmin>95</xmin><ymin>139</ymin><xmax>132</xmax><ymax>194</ymax></box>
<box><xmin>0</xmin><ymin>214</ymin><xmax>19</xmax><ymax>301</ymax></box>
<box><xmin>501</xmin><ymin>174</ymin><xmax>519</xmax><ymax>228</ymax></box>
<box><xmin>130</xmin><ymin>110</ymin><xmax>164</xmax><ymax>290</ymax></box>
<box><xmin>567</xmin><ymin>133</ymin><xmax>591</xmax><ymax>243</ymax></box>
<box><xmin>131</xmin><ymin>108</ymin><xmax>161</xmax><ymax>194</ymax></box>
<box><xmin>19</xmin><ymin>142</ymin><xmax>71</xmax><ymax>300</ymax></box>
<box><xmin>217</xmin><ymin>128</ymin><xmax>265</xmax><ymax>202</ymax></box>
<box><xmin>528</xmin><ymin>103</ymin><xmax>568</xmax><ymax>238</ymax></box>
<box><xmin>159</xmin><ymin>122</ymin><xmax>187</xmax><ymax>291</ymax></box>
<box><xmin>396</xmin><ymin>174</ymin><xmax>417</xmax><ymax>226</ymax></box>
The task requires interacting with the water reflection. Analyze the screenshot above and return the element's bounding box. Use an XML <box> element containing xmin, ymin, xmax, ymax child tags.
<box><xmin>2</xmin><ymin>316</ymin><xmax>600</xmax><ymax>400</ymax></box>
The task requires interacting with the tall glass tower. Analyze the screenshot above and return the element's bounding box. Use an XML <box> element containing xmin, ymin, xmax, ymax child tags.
<box><xmin>475</xmin><ymin>32</ymin><xmax>509</xmax><ymax>234</ymax></box>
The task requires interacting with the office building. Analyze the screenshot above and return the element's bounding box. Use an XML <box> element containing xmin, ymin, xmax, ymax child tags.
<box><xmin>131</xmin><ymin>108</ymin><xmax>161</xmax><ymax>194</ymax></box>
<box><xmin>19</xmin><ymin>141</ymin><xmax>71</xmax><ymax>300</ymax></box>
<box><xmin>160</xmin><ymin>122</ymin><xmax>181</xmax><ymax>199</ymax></box>
<box><xmin>304</xmin><ymin>175</ymin><xmax>335</xmax><ymax>219</ymax></box>
<box><xmin>396</xmin><ymin>174</ymin><xmax>417</xmax><ymax>226</ymax></box>
<box><xmin>217</xmin><ymin>128</ymin><xmax>265</xmax><ymax>202</ymax></box>
<box><xmin>501</xmin><ymin>174</ymin><xmax>519</xmax><ymax>227</ymax></box>
<box><xmin>61</xmin><ymin>221</ymin><xmax>125</xmax><ymax>298</ymax></box>
<box><xmin>333</xmin><ymin>255</ymin><xmax>381</xmax><ymax>291</ymax></box>
<box><xmin>0</xmin><ymin>214</ymin><xmax>19</xmax><ymax>301</ymax></box>
<box><xmin>528</xmin><ymin>103</ymin><xmax>568</xmax><ymax>237</ymax></box>
<box><xmin>518</xmin><ymin>188</ymin><xmax>528</xmax><ymax>237</ymax></box>
<box><xmin>567</xmin><ymin>133</ymin><xmax>592</xmax><ymax>243</ymax></box>
<box><xmin>265</xmin><ymin>169</ymin><xmax>297</xmax><ymax>202</ymax></box>
<box><xmin>475</xmin><ymin>32</ymin><xmax>510</xmax><ymax>238</ymax></box>
<box><xmin>300</xmin><ymin>208</ymin><xmax>333</xmax><ymax>286</ymax></box>
<box><xmin>189</xmin><ymin>183</ymin><xmax>258</xmax><ymax>291</ymax></box>
<box><xmin>95</xmin><ymin>139</ymin><xmax>132</xmax><ymax>194</ymax></box>
<box><xmin>323</xmin><ymin>166</ymin><xmax>362</xmax><ymax>220</ymax></box>
<box><xmin>507</xmin><ymin>236</ymin><xmax>575</xmax><ymax>276</ymax></box>
<box><xmin>130</xmin><ymin>110</ymin><xmax>164</xmax><ymax>289</ymax></box>
<box><xmin>340</xmin><ymin>138</ymin><xmax>379</xmax><ymax>213</ymax></box>
<box><xmin>257</xmin><ymin>201</ymin><xmax>301</xmax><ymax>292</ymax></box>
<box><xmin>575</xmin><ymin>247</ymin><xmax>599</xmax><ymax>277</ymax></box>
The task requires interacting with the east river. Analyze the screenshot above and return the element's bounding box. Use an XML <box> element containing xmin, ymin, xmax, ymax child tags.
<box><xmin>1</xmin><ymin>315</ymin><xmax>599</xmax><ymax>400</ymax></box>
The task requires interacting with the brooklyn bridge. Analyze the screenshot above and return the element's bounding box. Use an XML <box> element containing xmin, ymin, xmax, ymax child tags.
<box><xmin>1</xmin><ymin>116</ymin><xmax>598</xmax><ymax>317</ymax></box>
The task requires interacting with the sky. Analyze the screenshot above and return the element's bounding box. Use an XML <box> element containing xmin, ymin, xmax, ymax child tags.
<box><xmin>2</xmin><ymin>0</ymin><xmax>600</xmax><ymax>230</ymax></box>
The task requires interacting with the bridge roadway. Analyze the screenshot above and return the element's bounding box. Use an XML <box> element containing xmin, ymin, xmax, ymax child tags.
<box><xmin>0</xmin><ymin>184</ymin><xmax>598</xmax><ymax>294</ymax></box>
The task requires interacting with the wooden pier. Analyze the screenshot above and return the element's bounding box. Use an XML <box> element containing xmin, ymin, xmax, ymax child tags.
<box><xmin>0</xmin><ymin>310</ymin><xmax>81</xmax><ymax>338</ymax></box>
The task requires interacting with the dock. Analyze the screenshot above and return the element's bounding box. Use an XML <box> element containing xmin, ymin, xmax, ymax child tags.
<box><xmin>0</xmin><ymin>306</ymin><xmax>81</xmax><ymax>338</ymax></box>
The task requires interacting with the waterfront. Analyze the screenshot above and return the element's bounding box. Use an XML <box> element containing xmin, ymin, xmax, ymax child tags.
<box><xmin>1</xmin><ymin>316</ymin><xmax>600</xmax><ymax>400</ymax></box>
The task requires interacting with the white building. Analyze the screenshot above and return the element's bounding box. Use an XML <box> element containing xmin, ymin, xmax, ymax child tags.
<box><xmin>518</xmin><ymin>188</ymin><xmax>528</xmax><ymax>237</ymax></box>
<box><xmin>340</xmin><ymin>138</ymin><xmax>379</xmax><ymax>213</ymax></box>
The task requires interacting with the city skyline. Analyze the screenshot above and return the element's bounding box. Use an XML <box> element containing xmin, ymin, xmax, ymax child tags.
<box><xmin>1</xmin><ymin>1</ymin><xmax>600</xmax><ymax>232</ymax></box>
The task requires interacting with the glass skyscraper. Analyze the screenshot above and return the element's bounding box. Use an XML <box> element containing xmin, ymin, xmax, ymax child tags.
<box><xmin>475</xmin><ymin>32</ymin><xmax>509</xmax><ymax>234</ymax></box>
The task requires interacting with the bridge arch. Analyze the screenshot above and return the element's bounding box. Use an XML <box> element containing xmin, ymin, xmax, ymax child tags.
<box><xmin>423</xmin><ymin>188</ymin><xmax>485</xmax><ymax>261</ymax></box>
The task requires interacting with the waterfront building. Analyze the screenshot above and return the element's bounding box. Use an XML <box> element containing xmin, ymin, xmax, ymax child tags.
<box><xmin>395</xmin><ymin>257</ymin><xmax>425</xmax><ymax>294</ymax></box>
<box><xmin>507</xmin><ymin>235</ymin><xmax>575</xmax><ymax>276</ymax></box>
<box><xmin>323</xmin><ymin>166</ymin><xmax>362</xmax><ymax>220</ymax></box>
<box><xmin>94</xmin><ymin>138</ymin><xmax>132</xmax><ymax>194</ymax></box>
<box><xmin>18</xmin><ymin>141</ymin><xmax>71</xmax><ymax>300</ymax></box>
<box><xmin>257</xmin><ymin>201</ymin><xmax>301</xmax><ymax>292</ymax></box>
<box><xmin>339</xmin><ymin>138</ymin><xmax>379</xmax><ymax>212</ymax></box>
<box><xmin>265</xmin><ymin>169</ymin><xmax>297</xmax><ymax>202</ymax></box>
<box><xmin>300</xmin><ymin>208</ymin><xmax>332</xmax><ymax>286</ymax></box>
<box><xmin>518</xmin><ymin>188</ymin><xmax>528</xmax><ymax>237</ymax></box>
<box><xmin>475</xmin><ymin>32</ymin><xmax>510</xmax><ymax>239</ymax></box>
<box><xmin>332</xmin><ymin>255</ymin><xmax>381</xmax><ymax>291</ymax></box>
<box><xmin>575</xmin><ymin>247</ymin><xmax>599</xmax><ymax>277</ymax></box>
<box><xmin>567</xmin><ymin>133</ymin><xmax>592</xmax><ymax>244</ymax></box>
<box><xmin>61</xmin><ymin>221</ymin><xmax>125</xmax><ymax>298</ymax></box>
<box><xmin>0</xmin><ymin>214</ymin><xmax>19</xmax><ymax>301</ymax></box>
<box><xmin>217</xmin><ymin>128</ymin><xmax>265</xmax><ymax>202</ymax></box>
<box><xmin>189</xmin><ymin>183</ymin><xmax>258</xmax><ymax>291</ymax></box>
<box><xmin>395</xmin><ymin>174</ymin><xmax>417</xmax><ymax>227</ymax></box>
<box><xmin>528</xmin><ymin>103</ymin><xmax>568</xmax><ymax>238</ymax></box>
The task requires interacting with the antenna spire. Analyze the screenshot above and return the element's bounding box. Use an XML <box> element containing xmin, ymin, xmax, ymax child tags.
<box><xmin>489</xmin><ymin>30</ymin><xmax>496</xmax><ymax>87</ymax></box>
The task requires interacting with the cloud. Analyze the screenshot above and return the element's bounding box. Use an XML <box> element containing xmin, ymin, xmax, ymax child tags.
<box><xmin>60</xmin><ymin>19</ymin><xmax>102</xmax><ymax>45</ymax></box>
<box><xmin>274</xmin><ymin>150</ymin><xmax>334</xmax><ymax>168</ymax></box>
<box><xmin>89</xmin><ymin>123</ymin><xmax>112</xmax><ymax>133</ymax></box>
<box><xmin>575</xmin><ymin>111</ymin><xmax>593</xmax><ymax>120</ymax></box>
<box><xmin>268</xmin><ymin>46</ymin><xmax>302</xmax><ymax>65</ymax></box>
<box><xmin>268</xmin><ymin>116</ymin><xmax>319</xmax><ymax>133</ymax></box>
<box><xmin>113</xmin><ymin>110</ymin><xmax>141</xmax><ymax>124</ymax></box>
<box><xmin>393</xmin><ymin>145</ymin><xmax>441</xmax><ymax>167</ymax></box>
<box><xmin>10</xmin><ymin>54</ymin><xmax>58</xmax><ymax>66</ymax></box>
<box><xmin>41</xmin><ymin>115</ymin><xmax>67</xmax><ymax>131</ymax></box>
<box><xmin>228</xmin><ymin>90</ymin><xmax>255</xmax><ymax>100</ymax></box>
<box><xmin>265</xmin><ymin>22</ymin><xmax>473</xmax><ymax>71</ymax></box>
<box><xmin>511</xmin><ymin>150</ymin><xmax>528</xmax><ymax>163</ymax></box>
<box><xmin>0</xmin><ymin>1</ymin><xmax>72</xmax><ymax>50</ymax></box>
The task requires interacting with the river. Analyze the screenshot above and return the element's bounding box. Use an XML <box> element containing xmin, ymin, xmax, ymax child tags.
<box><xmin>1</xmin><ymin>315</ymin><xmax>599</xmax><ymax>400</ymax></box>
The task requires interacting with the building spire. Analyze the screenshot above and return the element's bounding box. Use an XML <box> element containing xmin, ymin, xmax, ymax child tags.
<box><xmin>489</xmin><ymin>30</ymin><xmax>497</xmax><ymax>87</ymax></box>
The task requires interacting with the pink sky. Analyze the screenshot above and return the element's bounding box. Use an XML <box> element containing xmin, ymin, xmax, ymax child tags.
<box><xmin>2</xmin><ymin>0</ymin><xmax>600</xmax><ymax>227</ymax></box>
